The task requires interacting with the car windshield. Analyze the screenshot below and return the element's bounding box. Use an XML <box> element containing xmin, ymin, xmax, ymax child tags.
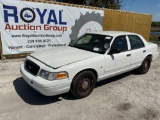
<box><xmin>69</xmin><ymin>33</ymin><xmax>113</xmax><ymax>54</ymax></box>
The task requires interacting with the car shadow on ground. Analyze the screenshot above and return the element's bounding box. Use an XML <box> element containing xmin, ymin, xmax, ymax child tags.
<box><xmin>96</xmin><ymin>71</ymin><xmax>132</xmax><ymax>87</ymax></box>
<box><xmin>13</xmin><ymin>77</ymin><xmax>66</xmax><ymax>105</ymax></box>
<box><xmin>13</xmin><ymin>71</ymin><xmax>135</xmax><ymax>105</ymax></box>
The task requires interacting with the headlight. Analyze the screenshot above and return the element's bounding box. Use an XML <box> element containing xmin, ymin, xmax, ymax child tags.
<box><xmin>39</xmin><ymin>69</ymin><xmax>68</xmax><ymax>81</ymax></box>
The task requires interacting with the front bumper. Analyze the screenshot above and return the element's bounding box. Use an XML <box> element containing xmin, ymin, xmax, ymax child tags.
<box><xmin>20</xmin><ymin>64</ymin><xmax>71</xmax><ymax>96</ymax></box>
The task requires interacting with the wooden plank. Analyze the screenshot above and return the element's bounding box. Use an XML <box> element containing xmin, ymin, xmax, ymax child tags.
<box><xmin>0</xmin><ymin>33</ymin><xmax>2</xmax><ymax>59</ymax></box>
<box><xmin>23</xmin><ymin>0</ymin><xmax>104</xmax><ymax>10</ymax></box>
<box><xmin>142</xmin><ymin>15</ymin><xmax>152</xmax><ymax>41</ymax></box>
<box><xmin>0</xmin><ymin>34</ymin><xmax>6</xmax><ymax>60</ymax></box>
<box><xmin>125</xmin><ymin>12</ymin><xmax>135</xmax><ymax>32</ymax></box>
<box><xmin>103</xmin><ymin>9</ymin><xmax>151</xmax><ymax>41</ymax></box>
<box><xmin>103</xmin><ymin>9</ymin><xmax>116</xmax><ymax>31</ymax></box>
<box><xmin>4</xmin><ymin>53</ymin><xmax>30</xmax><ymax>59</ymax></box>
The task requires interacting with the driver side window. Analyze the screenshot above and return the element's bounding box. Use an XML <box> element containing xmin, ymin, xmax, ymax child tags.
<box><xmin>111</xmin><ymin>36</ymin><xmax>128</xmax><ymax>52</ymax></box>
<box><xmin>77</xmin><ymin>35</ymin><xmax>92</xmax><ymax>44</ymax></box>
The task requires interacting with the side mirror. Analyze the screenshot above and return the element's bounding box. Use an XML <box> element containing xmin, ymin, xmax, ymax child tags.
<box><xmin>69</xmin><ymin>40</ymin><xmax>75</xmax><ymax>46</ymax></box>
<box><xmin>109</xmin><ymin>48</ymin><xmax>120</xmax><ymax>54</ymax></box>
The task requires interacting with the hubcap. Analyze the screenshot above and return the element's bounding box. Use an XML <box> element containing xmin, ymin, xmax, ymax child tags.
<box><xmin>82</xmin><ymin>80</ymin><xmax>89</xmax><ymax>90</ymax></box>
<box><xmin>78</xmin><ymin>77</ymin><xmax>92</xmax><ymax>93</ymax></box>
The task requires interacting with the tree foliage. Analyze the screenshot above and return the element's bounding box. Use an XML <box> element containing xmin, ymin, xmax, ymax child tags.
<box><xmin>152</xmin><ymin>22</ymin><xmax>160</xmax><ymax>27</ymax></box>
<box><xmin>54</xmin><ymin>0</ymin><xmax>122</xmax><ymax>9</ymax></box>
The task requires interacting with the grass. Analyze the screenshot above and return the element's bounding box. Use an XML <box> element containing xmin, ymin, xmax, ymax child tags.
<box><xmin>151</xmin><ymin>27</ymin><xmax>160</xmax><ymax>30</ymax></box>
<box><xmin>149</xmin><ymin>27</ymin><xmax>160</xmax><ymax>46</ymax></box>
<box><xmin>149</xmin><ymin>34</ymin><xmax>160</xmax><ymax>47</ymax></box>
<box><xmin>149</xmin><ymin>34</ymin><xmax>159</xmax><ymax>41</ymax></box>
<box><xmin>151</xmin><ymin>27</ymin><xmax>160</xmax><ymax>32</ymax></box>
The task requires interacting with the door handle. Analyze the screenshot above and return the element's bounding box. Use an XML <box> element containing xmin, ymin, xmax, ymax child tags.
<box><xmin>126</xmin><ymin>54</ymin><xmax>131</xmax><ymax>57</ymax></box>
<box><xmin>143</xmin><ymin>50</ymin><xmax>146</xmax><ymax>53</ymax></box>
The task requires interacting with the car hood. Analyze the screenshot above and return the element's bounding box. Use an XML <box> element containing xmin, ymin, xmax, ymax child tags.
<box><xmin>30</xmin><ymin>46</ymin><xmax>98</xmax><ymax>68</ymax></box>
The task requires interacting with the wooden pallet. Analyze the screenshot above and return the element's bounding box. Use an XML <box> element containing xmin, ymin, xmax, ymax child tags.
<box><xmin>4</xmin><ymin>53</ymin><xmax>30</xmax><ymax>60</ymax></box>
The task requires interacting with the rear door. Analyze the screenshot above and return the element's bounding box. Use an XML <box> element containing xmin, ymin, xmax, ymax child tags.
<box><xmin>127</xmin><ymin>35</ymin><xmax>147</xmax><ymax>68</ymax></box>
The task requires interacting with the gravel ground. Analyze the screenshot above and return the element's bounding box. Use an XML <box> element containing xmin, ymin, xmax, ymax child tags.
<box><xmin>0</xmin><ymin>49</ymin><xmax>160</xmax><ymax>120</ymax></box>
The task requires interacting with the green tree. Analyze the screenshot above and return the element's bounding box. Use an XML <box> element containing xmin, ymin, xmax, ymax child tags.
<box><xmin>152</xmin><ymin>22</ymin><xmax>160</xmax><ymax>27</ymax></box>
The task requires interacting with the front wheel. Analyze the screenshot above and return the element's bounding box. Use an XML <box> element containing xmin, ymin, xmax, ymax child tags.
<box><xmin>137</xmin><ymin>57</ymin><xmax>152</xmax><ymax>74</ymax></box>
<box><xmin>70</xmin><ymin>71</ymin><xmax>96</xmax><ymax>99</ymax></box>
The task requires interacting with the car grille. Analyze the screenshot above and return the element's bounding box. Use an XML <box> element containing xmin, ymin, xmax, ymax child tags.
<box><xmin>25</xmin><ymin>59</ymin><xmax>40</xmax><ymax>75</ymax></box>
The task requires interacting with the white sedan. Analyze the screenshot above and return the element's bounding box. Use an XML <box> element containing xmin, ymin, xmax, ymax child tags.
<box><xmin>20</xmin><ymin>31</ymin><xmax>159</xmax><ymax>98</ymax></box>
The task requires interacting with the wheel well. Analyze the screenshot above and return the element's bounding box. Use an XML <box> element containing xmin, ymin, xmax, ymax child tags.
<box><xmin>73</xmin><ymin>69</ymin><xmax>98</xmax><ymax>81</ymax></box>
<box><xmin>146</xmin><ymin>54</ymin><xmax>153</xmax><ymax>61</ymax></box>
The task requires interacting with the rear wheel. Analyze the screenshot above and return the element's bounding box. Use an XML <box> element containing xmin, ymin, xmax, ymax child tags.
<box><xmin>70</xmin><ymin>71</ymin><xmax>96</xmax><ymax>99</ymax></box>
<box><xmin>137</xmin><ymin>57</ymin><xmax>152</xmax><ymax>74</ymax></box>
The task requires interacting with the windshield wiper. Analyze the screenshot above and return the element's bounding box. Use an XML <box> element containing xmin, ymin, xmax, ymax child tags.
<box><xmin>74</xmin><ymin>46</ymin><xmax>85</xmax><ymax>50</ymax></box>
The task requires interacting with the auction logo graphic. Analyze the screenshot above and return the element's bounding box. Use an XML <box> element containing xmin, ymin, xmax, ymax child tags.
<box><xmin>3</xmin><ymin>5</ymin><xmax>68</xmax><ymax>32</ymax></box>
<box><xmin>70</xmin><ymin>12</ymin><xmax>103</xmax><ymax>40</ymax></box>
<box><xmin>20</xmin><ymin>8</ymin><xmax>36</xmax><ymax>23</ymax></box>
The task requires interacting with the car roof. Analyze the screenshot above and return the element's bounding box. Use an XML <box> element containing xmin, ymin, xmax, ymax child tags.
<box><xmin>86</xmin><ymin>31</ymin><xmax>138</xmax><ymax>37</ymax></box>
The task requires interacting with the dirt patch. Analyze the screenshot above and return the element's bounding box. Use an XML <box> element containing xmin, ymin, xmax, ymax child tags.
<box><xmin>0</xmin><ymin>49</ymin><xmax>160</xmax><ymax>120</ymax></box>
<box><xmin>117</xmin><ymin>103</ymin><xmax>133</xmax><ymax>111</ymax></box>
<box><xmin>139</xmin><ymin>108</ymin><xmax>159</xmax><ymax>120</ymax></box>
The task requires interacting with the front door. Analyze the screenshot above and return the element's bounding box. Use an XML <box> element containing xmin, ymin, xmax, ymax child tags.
<box><xmin>104</xmin><ymin>35</ymin><xmax>131</xmax><ymax>76</ymax></box>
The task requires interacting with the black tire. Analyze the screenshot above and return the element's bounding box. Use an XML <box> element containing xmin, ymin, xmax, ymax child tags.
<box><xmin>70</xmin><ymin>71</ymin><xmax>96</xmax><ymax>99</ymax></box>
<box><xmin>137</xmin><ymin>57</ymin><xmax>152</xmax><ymax>74</ymax></box>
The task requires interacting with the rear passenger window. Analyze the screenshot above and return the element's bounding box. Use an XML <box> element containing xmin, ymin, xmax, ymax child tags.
<box><xmin>111</xmin><ymin>36</ymin><xmax>128</xmax><ymax>52</ymax></box>
<box><xmin>128</xmin><ymin>35</ymin><xmax>145</xmax><ymax>50</ymax></box>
